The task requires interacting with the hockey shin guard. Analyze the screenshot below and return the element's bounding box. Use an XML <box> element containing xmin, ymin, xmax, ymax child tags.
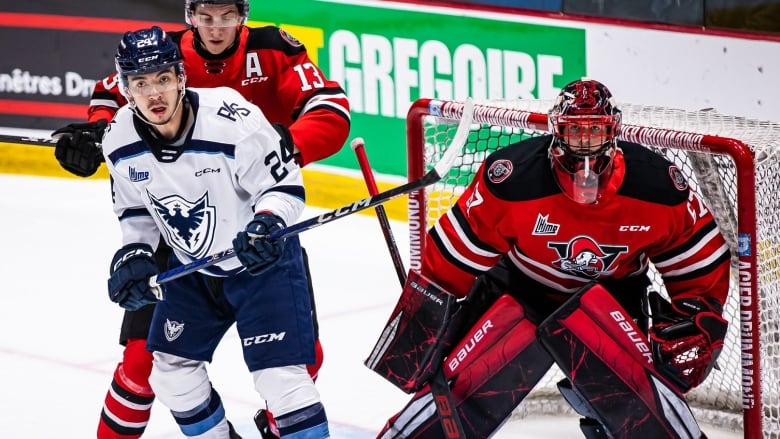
<box><xmin>538</xmin><ymin>283</ymin><xmax>703</xmax><ymax>439</ymax></box>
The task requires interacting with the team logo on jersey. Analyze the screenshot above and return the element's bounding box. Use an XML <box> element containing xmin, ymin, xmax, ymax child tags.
<box><xmin>217</xmin><ymin>101</ymin><xmax>251</xmax><ymax>121</ymax></box>
<box><xmin>279</xmin><ymin>29</ymin><xmax>303</xmax><ymax>47</ymax></box>
<box><xmin>548</xmin><ymin>236</ymin><xmax>628</xmax><ymax>278</ymax></box>
<box><xmin>164</xmin><ymin>319</ymin><xmax>184</xmax><ymax>342</ymax></box>
<box><xmin>149</xmin><ymin>191</ymin><xmax>217</xmax><ymax>259</ymax></box>
<box><xmin>669</xmin><ymin>165</ymin><xmax>688</xmax><ymax>191</ymax></box>
<box><xmin>532</xmin><ymin>214</ymin><xmax>560</xmax><ymax>235</ymax></box>
<box><xmin>487</xmin><ymin>159</ymin><xmax>513</xmax><ymax>184</ymax></box>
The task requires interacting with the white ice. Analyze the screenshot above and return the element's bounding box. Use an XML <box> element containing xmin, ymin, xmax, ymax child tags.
<box><xmin>0</xmin><ymin>174</ymin><xmax>742</xmax><ymax>439</ymax></box>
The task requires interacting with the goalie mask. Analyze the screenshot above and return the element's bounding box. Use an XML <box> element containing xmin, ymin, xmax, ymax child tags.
<box><xmin>185</xmin><ymin>0</ymin><xmax>249</xmax><ymax>27</ymax></box>
<box><xmin>548</xmin><ymin>79</ymin><xmax>622</xmax><ymax>204</ymax></box>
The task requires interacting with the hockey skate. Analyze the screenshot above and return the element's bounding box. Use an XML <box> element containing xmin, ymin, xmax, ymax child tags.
<box><xmin>254</xmin><ymin>409</ymin><xmax>280</xmax><ymax>439</ymax></box>
<box><xmin>228</xmin><ymin>420</ymin><xmax>242</xmax><ymax>439</ymax></box>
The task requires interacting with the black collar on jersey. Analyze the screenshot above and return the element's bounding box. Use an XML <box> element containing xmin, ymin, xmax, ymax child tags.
<box><xmin>133</xmin><ymin>90</ymin><xmax>200</xmax><ymax>163</ymax></box>
<box><xmin>190</xmin><ymin>26</ymin><xmax>242</xmax><ymax>60</ymax></box>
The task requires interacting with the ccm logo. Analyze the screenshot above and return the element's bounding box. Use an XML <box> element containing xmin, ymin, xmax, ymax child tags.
<box><xmin>243</xmin><ymin>331</ymin><xmax>286</xmax><ymax>346</ymax></box>
<box><xmin>195</xmin><ymin>167</ymin><xmax>220</xmax><ymax>177</ymax></box>
<box><xmin>619</xmin><ymin>225</ymin><xmax>650</xmax><ymax>231</ymax></box>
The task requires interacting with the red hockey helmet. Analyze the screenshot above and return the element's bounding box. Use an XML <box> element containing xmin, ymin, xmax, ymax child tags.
<box><xmin>185</xmin><ymin>0</ymin><xmax>249</xmax><ymax>26</ymax></box>
<box><xmin>548</xmin><ymin>79</ymin><xmax>622</xmax><ymax>204</ymax></box>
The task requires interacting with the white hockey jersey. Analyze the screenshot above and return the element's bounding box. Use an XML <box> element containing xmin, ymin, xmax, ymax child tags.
<box><xmin>101</xmin><ymin>87</ymin><xmax>305</xmax><ymax>274</ymax></box>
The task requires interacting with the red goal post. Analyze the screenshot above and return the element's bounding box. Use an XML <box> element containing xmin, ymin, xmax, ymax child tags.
<box><xmin>406</xmin><ymin>98</ymin><xmax>780</xmax><ymax>439</ymax></box>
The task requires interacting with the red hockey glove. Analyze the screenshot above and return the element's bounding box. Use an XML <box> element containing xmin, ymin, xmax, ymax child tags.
<box><xmin>647</xmin><ymin>293</ymin><xmax>728</xmax><ymax>393</ymax></box>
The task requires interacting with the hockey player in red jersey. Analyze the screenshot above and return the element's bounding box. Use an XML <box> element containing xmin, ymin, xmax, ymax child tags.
<box><xmin>374</xmin><ymin>79</ymin><xmax>730</xmax><ymax>438</ymax></box>
<box><xmin>50</xmin><ymin>2</ymin><xmax>349</xmax><ymax>438</ymax></box>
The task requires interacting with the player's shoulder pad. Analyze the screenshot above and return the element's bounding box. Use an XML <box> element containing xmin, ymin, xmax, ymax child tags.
<box><xmin>617</xmin><ymin>141</ymin><xmax>690</xmax><ymax>206</ymax></box>
<box><xmin>101</xmin><ymin>108</ymin><xmax>141</xmax><ymax>158</ymax></box>
<box><xmin>192</xmin><ymin>85</ymin><xmax>245</xmax><ymax>104</ymax></box>
<box><xmin>166</xmin><ymin>29</ymin><xmax>187</xmax><ymax>47</ymax></box>
<box><xmin>482</xmin><ymin>135</ymin><xmax>559</xmax><ymax>202</ymax></box>
<box><xmin>189</xmin><ymin>87</ymin><xmax>266</xmax><ymax>132</ymax></box>
<box><xmin>246</xmin><ymin>26</ymin><xmax>306</xmax><ymax>55</ymax></box>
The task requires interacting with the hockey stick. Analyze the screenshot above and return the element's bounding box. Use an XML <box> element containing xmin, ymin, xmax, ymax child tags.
<box><xmin>352</xmin><ymin>137</ymin><xmax>468</xmax><ymax>438</ymax></box>
<box><xmin>350</xmin><ymin>137</ymin><xmax>407</xmax><ymax>286</ymax></box>
<box><xmin>149</xmin><ymin>99</ymin><xmax>474</xmax><ymax>290</ymax></box>
<box><xmin>0</xmin><ymin>133</ymin><xmax>56</xmax><ymax>146</ymax></box>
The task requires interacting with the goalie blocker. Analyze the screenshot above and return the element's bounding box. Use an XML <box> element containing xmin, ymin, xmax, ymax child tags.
<box><xmin>370</xmin><ymin>273</ymin><xmax>707</xmax><ymax>438</ymax></box>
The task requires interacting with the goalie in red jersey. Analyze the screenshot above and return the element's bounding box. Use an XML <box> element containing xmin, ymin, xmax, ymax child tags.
<box><xmin>372</xmin><ymin>79</ymin><xmax>730</xmax><ymax>439</ymax></box>
<box><xmin>51</xmin><ymin>2</ymin><xmax>350</xmax><ymax>438</ymax></box>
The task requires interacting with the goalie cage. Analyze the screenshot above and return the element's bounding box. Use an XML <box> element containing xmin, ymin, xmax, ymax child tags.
<box><xmin>406</xmin><ymin>98</ymin><xmax>780</xmax><ymax>439</ymax></box>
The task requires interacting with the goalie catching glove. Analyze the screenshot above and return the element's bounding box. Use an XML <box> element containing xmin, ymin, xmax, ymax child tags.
<box><xmin>647</xmin><ymin>291</ymin><xmax>728</xmax><ymax>393</ymax></box>
<box><xmin>51</xmin><ymin>119</ymin><xmax>107</xmax><ymax>177</ymax></box>
<box><xmin>108</xmin><ymin>243</ymin><xmax>162</xmax><ymax>311</ymax></box>
<box><xmin>233</xmin><ymin>212</ymin><xmax>286</xmax><ymax>276</ymax></box>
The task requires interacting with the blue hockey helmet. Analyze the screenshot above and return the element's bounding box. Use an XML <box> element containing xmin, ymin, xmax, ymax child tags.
<box><xmin>115</xmin><ymin>26</ymin><xmax>184</xmax><ymax>93</ymax></box>
<box><xmin>185</xmin><ymin>0</ymin><xmax>249</xmax><ymax>26</ymax></box>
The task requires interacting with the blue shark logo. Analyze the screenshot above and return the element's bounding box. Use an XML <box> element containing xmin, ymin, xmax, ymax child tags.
<box><xmin>129</xmin><ymin>167</ymin><xmax>150</xmax><ymax>182</ymax></box>
<box><xmin>148</xmin><ymin>191</ymin><xmax>216</xmax><ymax>258</ymax></box>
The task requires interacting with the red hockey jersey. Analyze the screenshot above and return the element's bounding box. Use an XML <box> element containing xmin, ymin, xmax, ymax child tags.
<box><xmin>421</xmin><ymin>135</ymin><xmax>730</xmax><ymax>309</ymax></box>
<box><xmin>88</xmin><ymin>26</ymin><xmax>350</xmax><ymax>166</ymax></box>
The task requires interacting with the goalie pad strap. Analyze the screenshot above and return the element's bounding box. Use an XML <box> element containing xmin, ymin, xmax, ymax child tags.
<box><xmin>379</xmin><ymin>294</ymin><xmax>553</xmax><ymax>439</ymax></box>
<box><xmin>538</xmin><ymin>282</ymin><xmax>703</xmax><ymax>439</ymax></box>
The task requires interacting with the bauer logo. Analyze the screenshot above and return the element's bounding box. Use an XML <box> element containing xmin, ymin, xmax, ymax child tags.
<box><xmin>738</xmin><ymin>233</ymin><xmax>751</xmax><ymax>256</ymax></box>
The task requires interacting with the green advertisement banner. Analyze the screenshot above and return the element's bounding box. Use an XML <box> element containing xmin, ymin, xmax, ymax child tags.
<box><xmin>249</xmin><ymin>0</ymin><xmax>586</xmax><ymax>177</ymax></box>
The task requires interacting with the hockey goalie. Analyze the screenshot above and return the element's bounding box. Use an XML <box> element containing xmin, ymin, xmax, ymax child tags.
<box><xmin>365</xmin><ymin>79</ymin><xmax>730</xmax><ymax>439</ymax></box>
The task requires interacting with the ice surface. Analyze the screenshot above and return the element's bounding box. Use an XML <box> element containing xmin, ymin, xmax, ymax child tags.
<box><xmin>0</xmin><ymin>174</ymin><xmax>741</xmax><ymax>438</ymax></box>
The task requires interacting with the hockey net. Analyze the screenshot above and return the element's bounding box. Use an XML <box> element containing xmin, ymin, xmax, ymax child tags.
<box><xmin>406</xmin><ymin>98</ymin><xmax>780</xmax><ymax>439</ymax></box>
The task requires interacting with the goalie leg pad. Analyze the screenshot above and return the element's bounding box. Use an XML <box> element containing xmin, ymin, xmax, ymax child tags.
<box><xmin>365</xmin><ymin>270</ymin><xmax>461</xmax><ymax>392</ymax></box>
<box><xmin>379</xmin><ymin>294</ymin><xmax>553</xmax><ymax>439</ymax></box>
<box><xmin>538</xmin><ymin>282</ymin><xmax>703</xmax><ymax>439</ymax></box>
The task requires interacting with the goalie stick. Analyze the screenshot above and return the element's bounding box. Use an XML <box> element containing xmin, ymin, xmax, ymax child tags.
<box><xmin>352</xmin><ymin>137</ymin><xmax>467</xmax><ymax>438</ymax></box>
<box><xmin>149</xmin><ymin>98</ymin><xmax>475</xmax><ymax>290</ymax></box>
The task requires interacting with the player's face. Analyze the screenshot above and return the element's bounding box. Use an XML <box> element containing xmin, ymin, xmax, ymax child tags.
<box><xmin>192</xmin><ymin>3</ymin><xmax>241</xmax><ymax>54</ymax></box>
<box><xmin>559</xmin><ymin>118</ymin><xmax>611</xmax><ymax>155</ymax></box>
<box><xmin>127</xmin><ymin>68</ymin><xmax>184</xmax><ymax>130</ymax></box>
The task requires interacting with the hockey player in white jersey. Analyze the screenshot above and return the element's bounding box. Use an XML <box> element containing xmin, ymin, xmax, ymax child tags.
<box><xmin>101</xmin><ymin>26</ymin><xmax>329</xmax><ymax>439</ymax></box>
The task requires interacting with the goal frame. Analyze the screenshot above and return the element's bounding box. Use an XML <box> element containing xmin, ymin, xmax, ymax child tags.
<box><xmin>406</xmin><ymin>97</ymin><xmax>762</xmax><ymax>439</ymax></box>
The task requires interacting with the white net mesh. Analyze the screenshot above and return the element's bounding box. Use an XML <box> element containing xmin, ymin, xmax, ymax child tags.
<box><xmin>406</xmin><ymin>99</ymin><xmax>780</xmax><ymax>438</ymax></box>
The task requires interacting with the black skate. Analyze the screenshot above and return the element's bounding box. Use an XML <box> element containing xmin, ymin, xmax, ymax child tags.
<box><xmin>227</xmin><ymin>420</ymin><xmax>242</xmax><ymax>439</ymax></box>
<box><xmin>254</xmin><ymin>409</ymin><xmax>281</xmax><ymax>439</ymax></box>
